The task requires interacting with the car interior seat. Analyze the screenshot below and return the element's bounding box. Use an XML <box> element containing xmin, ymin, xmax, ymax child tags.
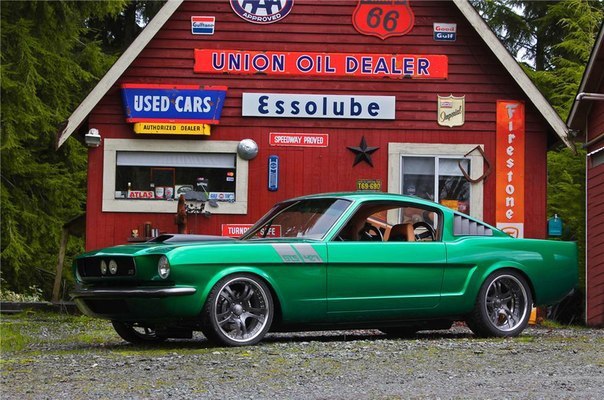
<box><xmin>388</xmin><ymin>223</ymin><xmax>415</xmax><ymax>242</ymax></box>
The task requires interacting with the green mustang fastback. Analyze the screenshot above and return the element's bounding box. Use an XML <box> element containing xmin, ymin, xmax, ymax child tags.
<box><xmin>72</xmin><ymin>192</ymin><xmax>577</xmax><ymax>346</ymax></box>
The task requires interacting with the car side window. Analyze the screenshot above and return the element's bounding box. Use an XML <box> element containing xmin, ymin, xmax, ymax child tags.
<box><xmin>335</xmin><ymin>202</ymin><xmax>441</xmax><ymax>242</ymax></box>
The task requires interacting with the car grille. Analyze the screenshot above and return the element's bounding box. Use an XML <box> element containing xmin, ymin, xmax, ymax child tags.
<box><xmin>77</xmin><ymin>256</ymin><xmax>136</xmax><ymax>277</ymax></box>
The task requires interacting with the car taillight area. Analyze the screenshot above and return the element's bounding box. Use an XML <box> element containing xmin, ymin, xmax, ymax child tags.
<box><xmin>77</xmin><ymin>256</ymin><xmax>136</xmax><ymax>278</ymax></box>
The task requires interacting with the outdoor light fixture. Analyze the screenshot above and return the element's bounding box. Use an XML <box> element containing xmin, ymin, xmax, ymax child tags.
<box><xmin>84</xmin><ymin>128</ymin><xmax>101</xmax><ymax>147</ymax></box>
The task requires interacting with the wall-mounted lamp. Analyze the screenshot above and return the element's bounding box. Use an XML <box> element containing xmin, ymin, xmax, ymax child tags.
<box><xmin>84</xmin><ymin>128</ymin><xmax>101</xmax><ymax>147</ymax></box>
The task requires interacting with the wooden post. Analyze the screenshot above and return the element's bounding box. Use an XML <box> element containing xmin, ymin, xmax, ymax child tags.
<box><xmin>52</xmin><ymin>227</ymin><xmax>69</xmax><ymax>303</ymax></box>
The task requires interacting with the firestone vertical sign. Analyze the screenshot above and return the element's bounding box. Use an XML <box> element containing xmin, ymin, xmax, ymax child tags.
<box><xmin>496</xmin><ymin>100</ymin><xmax>525</xmax><ymax>238</ymax></box>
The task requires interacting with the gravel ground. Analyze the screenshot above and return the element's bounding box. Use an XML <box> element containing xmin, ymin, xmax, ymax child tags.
<box><xmin>1</xmin><ymin>313</ymin><xmax>603</xmax><ymax>400</ymax></box>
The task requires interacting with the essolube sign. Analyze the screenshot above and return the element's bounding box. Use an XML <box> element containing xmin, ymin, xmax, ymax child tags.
<box><xmin>242</xmin><ymin>93</ymin><xmax>395</xmax><ymax>120</ymax></box>
<box><xmin>121</xmin><ymin>84</ymin><xmax>227</xmax><ymax>124</ymax></box>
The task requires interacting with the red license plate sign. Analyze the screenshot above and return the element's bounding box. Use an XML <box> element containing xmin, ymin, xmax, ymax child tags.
<box><xmin>353</xmin><ymin>0</ymin><xmax>415</xmax><ymax>40</ymax></box>
<box><xmin>221</xmin><ymin>224</ymin><xmax>281</xmax><ymax>238</ymax></box>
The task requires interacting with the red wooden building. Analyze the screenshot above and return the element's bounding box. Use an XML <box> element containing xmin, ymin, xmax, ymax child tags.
<box><xmin>568</xmin><ymin>25</ymin><xmax>604</xmax><ymax>327</ymax></box>
<box><xmin>58</xmin><ymin>0</ymin><xmax>572</xmax><ymax>251</ymax></box>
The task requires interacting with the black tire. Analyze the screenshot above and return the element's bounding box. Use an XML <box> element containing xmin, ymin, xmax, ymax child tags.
<box><xmin>202</xmin><ymin>274</ymin><xmax>273</xmax><ymax>346</ymax></box>
<box><xmin>111</xmin><ymin>321</ymin><xmax>166</xmax><ymax>344</ymax></box>
<box><xmin>466</xmin><ymin>270</ymin><xmax>532</xmax><ymax>338</ymax></box>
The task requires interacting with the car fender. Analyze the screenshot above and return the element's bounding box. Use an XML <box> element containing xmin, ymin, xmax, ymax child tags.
<box><xmin>198</xmin><ymin>266</ymin><xmax>285</xmax><ymax>313</ymax></box>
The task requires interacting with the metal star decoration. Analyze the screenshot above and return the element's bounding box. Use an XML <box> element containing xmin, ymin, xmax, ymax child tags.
<box><xmin>347</xmin><ymin>136</ymin><xmax>379</xmax><ymax>167</ymax></box>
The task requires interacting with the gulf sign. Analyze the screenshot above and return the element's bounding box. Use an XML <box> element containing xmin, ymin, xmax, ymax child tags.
<box><xmin>121</xmin><ymin>84</ymin><xmax>227</xmax><ymax>124</ymax></box>
<box><xmin>194</xmin><ymin>49</ymin><xmax>448</xmax><ymax>80</ymax></box>
<box><xmin>495</xmin><ymin>100</ymin><xmax>525</xmax><ymax>238</ymax></box>
<box><xmin>270</xmin><ymin>132</ymin><xmax>329</xmax><ymax>148</ymax></box>
<box><xmin>191</xmin><ymin>16</ymin><xmax>215</xmax><ymax>35</ymax></box>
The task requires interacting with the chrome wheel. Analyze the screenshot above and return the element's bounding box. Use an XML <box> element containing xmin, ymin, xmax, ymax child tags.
<box><xmin>203</xmin><ymin>274</ymin><xmax>273</xmax><ymax>346</ymax></box>
<box><xmin>484</xmin><ymin>275</ymin><xmax>529</xmax><ymax>332</ymax></box>
<box><xmin>466</xmin><ymin>270</ymin><xmax>532</xmax><ymax>338</ymax></box>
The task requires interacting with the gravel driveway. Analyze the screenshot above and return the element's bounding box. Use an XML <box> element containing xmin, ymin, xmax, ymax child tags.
<box><xmin>1</xmin><ymin>313</ymin><xmax>603</xmax><ymax>400</ymax></box>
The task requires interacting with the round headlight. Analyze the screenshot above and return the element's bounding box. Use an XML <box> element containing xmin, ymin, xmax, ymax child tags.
<box><xmin>109</xmin><ymin>259</ymin><xmax>118</xmax><ymax>275</ymax></box>
<box><xmin>158</xmin><ymin>256</ymin><xmax>170</xmax><ymax>279</ymax></box>
<box><xmin>100</xmin><ymin>260</ymin><xmax>108</xmax><ymax>275</ymax></box>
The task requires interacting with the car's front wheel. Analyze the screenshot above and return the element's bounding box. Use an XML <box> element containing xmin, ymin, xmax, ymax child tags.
<box><xmin>111</xmin><ymin>321</ymin><xmax>166</xmax><ymax>344</ymax></box>
<box><xmin>466</xmin><ymin>270</ymin><xmax>532</xmax><ymax>337</ymax></box>
<box><xmin>202</xmin><ymin>274</ymin><xmax>273</xmax><ymax>346</ymax></box>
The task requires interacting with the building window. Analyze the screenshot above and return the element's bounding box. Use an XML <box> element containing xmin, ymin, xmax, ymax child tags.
<box><xmin>401</xmin><ymin>156</ymin><xmax>471</xmax><ymax>214</ymax></box>
<box><xmin>103</xmin><ymin>139</ymin><xmax>248</xmax><ymax>214</ymax></box>
<box><xmin>388</xmin><ymin>143</ymin><xmax>484</xmax><ymax>220</ymax></box>
<box><xmin>114</xmin><ymin>152</ymin><xmax>236</xmax><ymax>201</ymax></box>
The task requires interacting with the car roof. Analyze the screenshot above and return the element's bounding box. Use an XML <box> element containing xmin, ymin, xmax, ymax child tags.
<box><xmin>284</xmin><ymin>192</ymin><xmax>446</xmax><ymax>209</ymax></box>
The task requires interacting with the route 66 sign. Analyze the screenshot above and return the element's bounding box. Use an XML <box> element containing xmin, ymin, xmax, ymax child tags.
<box><xmin>352</xmin><ymin>0</ymin><xmax>415</xmax><ymax>40</ymax></box>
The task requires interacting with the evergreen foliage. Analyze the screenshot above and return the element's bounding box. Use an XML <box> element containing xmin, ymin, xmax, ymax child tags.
<box><xmin>1</xmin><ymin>1</ymin><xmax>126</xmax><ymax>296</ymax></box>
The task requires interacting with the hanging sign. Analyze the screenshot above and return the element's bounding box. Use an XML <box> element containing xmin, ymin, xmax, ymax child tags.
<box><xmin>437</xmin><ymin>95</ymin><xmax>465</xmax><ymax>127</ymax></box>
<box><xmin>352</xmin><ymin>0</ymin><xmax>414</xmax><ymax>40</ymax></box>
<box><xmin>191</xmin><ymin>16</ymin><xmax>215</xmax><ymax>35</ymax></box>
<box><xmin>194</xmin><ymin>49</ymin><xmax>448</xmax><ymax>80</ymax></box>
<box><xmin>269</xmin><ymin>132</ymin><xmax>329</xmax><ymax>147</ymax></box>
<box><xmin>243</xmin><ymin>93</ymin><xmax>395</xmax><ymax>119</ymax></box>
<box><xmin>496</xmin><ymin>100</ymin><xmax>525</xmax><ymax>238</ymax></box>
<box><xmin>121</xmin><ymin>84</ymin><xmax>227</xmax><ymax>124</ymax></box>
<box><xmin>134</xmin><ymin>123</ymin><xmax>210</xmax><ymax>135</ymax></box>
<box><xmin>230</xmin><ymin>0</ymin><xmax>294</xmax><ymax>24</ymax></box>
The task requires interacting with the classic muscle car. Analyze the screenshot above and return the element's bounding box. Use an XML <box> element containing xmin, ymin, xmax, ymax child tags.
<box><xmin>71</xmin><ymin>192</ymin><xmax>577</xmax><ymax>346</ymax></box>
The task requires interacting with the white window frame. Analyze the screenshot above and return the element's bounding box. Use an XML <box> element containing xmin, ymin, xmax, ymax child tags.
<box><xmin>388</xmin><ymin>143</ymin><xmax>484</xmax><ymax>220</ymax></box>
<box><xmin>102</xmin><ymin>138</ymin><xmax>248</xmax><ymax>214</ymax></box>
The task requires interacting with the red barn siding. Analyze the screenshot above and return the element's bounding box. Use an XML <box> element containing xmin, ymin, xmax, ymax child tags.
<box><xmin>585</xmin><ymin>74</ymin><xmax>604</xmax><ymax>326</ymax></box>
<box><xmin>85</xmin><ymin>0</ymin><xmax>551</xmax><ymax>249</ymax></box>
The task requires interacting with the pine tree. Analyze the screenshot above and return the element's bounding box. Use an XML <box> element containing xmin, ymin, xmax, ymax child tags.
<box><xmin>1</xmin><ymin>1</ymin><xmax>126</xmax><ymax>296</ymax></box>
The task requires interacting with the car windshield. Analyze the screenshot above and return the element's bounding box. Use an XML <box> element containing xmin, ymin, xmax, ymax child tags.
<box><xmin>241</xmin><ymin>198</ymin><xmax>352</xmax><ymax>240</ymax></box>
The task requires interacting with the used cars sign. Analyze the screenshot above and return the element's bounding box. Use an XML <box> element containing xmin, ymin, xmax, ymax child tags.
<box><xmin>121</xmin><ymin>84</ymin><xmax>227</xmax><ymax>124</ymax></box>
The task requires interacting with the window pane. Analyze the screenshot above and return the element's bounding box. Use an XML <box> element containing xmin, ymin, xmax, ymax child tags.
<box><xmin>438</xmin><ymin>158</ymin><xmax>470</xmax><ymax>214</ymax></box>
<box><xmin>402</xmin><ymin>157</ymin><xmax>435</xmax><ymax>201</ymax></box>
<box><xmin>115</xmin><ymin>151</ymin><xmax>236</xmax><ymax>201</ymax></box>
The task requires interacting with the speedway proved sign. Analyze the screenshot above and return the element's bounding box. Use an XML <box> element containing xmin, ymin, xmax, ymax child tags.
<box><xmin>194</xmin><ymin>49</ymin><xmax>448</xmax><ymax>80</ymax></box>
<box><xmin>353</xmin><ymin>0</ymin><xmax>415</xmax><ymax>40</ymax></box>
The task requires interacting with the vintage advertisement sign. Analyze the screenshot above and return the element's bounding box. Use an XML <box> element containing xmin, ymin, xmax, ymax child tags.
<box><xmin>243</xmin><ymin>93</ymin><xmax>395</xmax><ymax>119</ymax></box>
<box><xmin>433</xmin><ymin>22</ymin><xmax>456</xmax><ymax>41</ymax></box>
<box><xmin>437</xmin><ymin>95</ymin><xmax>465</xmax><ymax>127</ymax></box>
<box><xmin>221</xmin><ymin>224</ymin><xmax>282</xmax><ymax>238</ymax></box>
<box><xmin>353</xmin><ymin>0</ymin><xmax>415</xmax><ymax>40</ymax></box>
<box><xmin>269</xmin><ymin>132</ymin><xmax>329</xmax><ymax>147</ymax></box>
<box><xmin>121</xmin><ymin>84</ymin><xmax>227</xmax><ymax>124</ymax></box>
<box><xmin>230</xmin><ymin>0</ymin><xmax>293</xmax><ymax>24</ymax></box>
<box><xmin>191</xmin><ymin>16</ymin><xmax>215</xmax><ymax>35</ymax></box>
<box><xmin>134</xmin><ymin>123</ymin><xmax>210</xmax><ymax>135</ymax></box>
<box><xmin>194</xmin><ymin>49</ymin><xmax>448</xmax><ymax>80</ymax></box>
<box><xmin>496</xmin><ymin>100</ymin><xmax>525</xmax><ymax>238</ymax></box>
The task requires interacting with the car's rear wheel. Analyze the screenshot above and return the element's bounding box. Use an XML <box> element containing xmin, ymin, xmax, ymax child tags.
<box><xmin>466</xmin><ymin>270</ymin><xmax>532</xmax><ymax>337</ymax></box>
<box><xmin>111</xmin><ymin>321</ymin><xmax>166</xmax><ymax>344</ymax></box>
<box><xmin>202</xmin><ymin>274</ymin><xmax>273</xmax><ymax>346</ymax></box>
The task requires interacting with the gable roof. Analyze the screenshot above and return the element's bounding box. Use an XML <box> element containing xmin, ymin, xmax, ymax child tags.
<box><xmin>566</xmin><ymin>23</ymin><xmax>604</xmax><ymax>138</ymax></box>
<box><xmin>56</xmin><ymin>0</ymin><xmax>572</xmax><ymax>149</ymax></box>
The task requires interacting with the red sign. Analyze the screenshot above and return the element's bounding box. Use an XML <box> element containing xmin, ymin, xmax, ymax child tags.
<box><xmin>495</xmin><ymin>100</ymin><xmax>525</xmax><ymax>238</ymax></box>
<box><xmin>269</xmin><ymin>133</ymin><xmax>329</xmax><ymax>147</ymax></box>
<box><xmin>194</xmin><ymin>49</ymin><xmax>448</xmax><ymax>80</ymax></box>
<box><xmin>353</xmin><ymin>0</ymin><xmax>415</xmax><ymax>40</ymax></box>
<box><xmin>221</xmin><ymin>224</ymin><xmax>281</xmax><ymax>238</ymax></box>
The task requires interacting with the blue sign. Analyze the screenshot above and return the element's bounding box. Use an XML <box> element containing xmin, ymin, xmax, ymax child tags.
<box><xmin>268</xmin><ymin>155</ymin><xmax>279</xmax><ymax>191</ymax></box>
<box><xmin>121</xmin><ymin>84</ymin><xmax>227</xmax><ymax>124</ymax></box>
<box><xmin>433</xmin><ymin>22</ymin><xmax>457</xmax><ymax>42</ymax></box>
